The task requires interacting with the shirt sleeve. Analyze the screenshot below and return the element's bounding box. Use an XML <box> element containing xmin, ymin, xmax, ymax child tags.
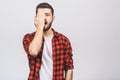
<box><xmin>64</xmin><ymin>38</ymin><xmax>74</xmax><ymax>70</ymax></box>
<box><xmin>23</xmin><ymin>33</ymin><xmax>34</xmax><ymax>58</ymax></box>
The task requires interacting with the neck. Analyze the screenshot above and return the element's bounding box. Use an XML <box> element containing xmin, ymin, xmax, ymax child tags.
<box><xmin>43</xmin><ymin>28</ymin><xmax>53</xmax><ymax>38</ymax></box>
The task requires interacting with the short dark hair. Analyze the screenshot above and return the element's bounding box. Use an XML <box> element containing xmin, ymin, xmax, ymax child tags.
<box><xmin>36</xmin><ymin>2</ymin><xmax>54</xmax><ymax>16</ymax></box>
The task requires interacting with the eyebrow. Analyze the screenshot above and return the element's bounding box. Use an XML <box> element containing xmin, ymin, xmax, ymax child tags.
<box><xmin>45</xmin><ymin>13</ymin><xmax>51</xmax><ymax>15</ymax></box>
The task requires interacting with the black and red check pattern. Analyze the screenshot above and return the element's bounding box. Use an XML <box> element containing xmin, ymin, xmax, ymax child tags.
<box><xmin>23</xmin><ymin>29</ymin><xmax>74</xmax><ymax>80</ymax></box>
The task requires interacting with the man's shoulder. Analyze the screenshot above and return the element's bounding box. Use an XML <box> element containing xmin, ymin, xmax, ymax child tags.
<box><xmin>55</xmin><ymin>31</ymin><xmax>70</xmax><ymax>42</ymax></box>
<box><xmin>23</xmin><ymin>32</ymin><xmax>35</xmax><ymax>39</ymax></box>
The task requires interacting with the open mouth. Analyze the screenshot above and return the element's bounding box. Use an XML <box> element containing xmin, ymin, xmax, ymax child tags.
<box><xmin>45</xmin><ymin>21</ymin><xmax>47</xmax><ymax>25</ymax></box>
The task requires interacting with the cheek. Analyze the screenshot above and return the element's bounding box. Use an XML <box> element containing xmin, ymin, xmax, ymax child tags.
<box><xmin>47</xmin><ymin>18</ymin><xmax>53</xmax><ymax>23</ymax></box>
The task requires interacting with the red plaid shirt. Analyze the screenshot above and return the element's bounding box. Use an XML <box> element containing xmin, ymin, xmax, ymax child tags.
<box><xmin>23</xmin><ymin>29</ymin><xmax>74</xmax><ymax>80</ymax></box>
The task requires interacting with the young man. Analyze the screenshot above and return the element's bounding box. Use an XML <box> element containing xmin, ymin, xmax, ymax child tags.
<box><xmin>23</xmin><ymin>2</ymin><xmax>74</xmax><ymax>80</ymax></box>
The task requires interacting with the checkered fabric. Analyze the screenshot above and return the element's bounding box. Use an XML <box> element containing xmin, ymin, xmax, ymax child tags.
<box><xmin>23</xmin><ymin>29</ymin><xmax>74</xmax><ymax>80</ymax></box>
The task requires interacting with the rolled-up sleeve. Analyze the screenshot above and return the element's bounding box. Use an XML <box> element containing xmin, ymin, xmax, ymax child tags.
<box><xmin>64</xmin><ymin>39</ymin><xmax>74</xmax><ymax>70</ymax></box>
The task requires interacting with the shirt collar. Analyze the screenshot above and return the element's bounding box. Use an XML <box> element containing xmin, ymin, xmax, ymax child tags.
<box><xmin>52</xmin><ymin>28</ymin><xmax>59</xmax><ymax>38</ymax></box>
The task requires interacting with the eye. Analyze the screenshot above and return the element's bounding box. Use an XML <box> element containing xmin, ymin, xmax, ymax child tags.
<box><xmin>45</xmin><ymin>13</ymin><xmax>50</xmax><ymax>16</ymax></box>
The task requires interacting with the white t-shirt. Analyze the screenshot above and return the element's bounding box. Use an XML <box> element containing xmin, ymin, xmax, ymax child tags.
<box><xmin>40</xmin><ymin>36</ymin><xmax>53</xmax><ymax>80</ymax></box>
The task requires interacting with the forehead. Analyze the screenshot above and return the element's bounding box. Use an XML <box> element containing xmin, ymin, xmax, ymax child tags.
<box><xmin>37</xmin><ymin>8</ymin><xmax>52</xmax><ymax>13</ymax></box>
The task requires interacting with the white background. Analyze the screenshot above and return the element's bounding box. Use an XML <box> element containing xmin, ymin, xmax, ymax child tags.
<box><xmin>0</xmin><ymin>0</ymin><xmax>120</xmax><ymax>80</ymax></box>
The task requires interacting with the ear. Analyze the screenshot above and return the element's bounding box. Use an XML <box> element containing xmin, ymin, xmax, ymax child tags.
<box><xmin>52</xmin><ymin>16</ymin><xmax>55</xmax><ymax>21</ymax></box>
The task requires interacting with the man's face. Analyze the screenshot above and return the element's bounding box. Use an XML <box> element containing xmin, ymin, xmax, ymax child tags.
<box><xmin>37</xmin><ymin>8</ymin><xmax>54</xmax><ymax>32</ymax></box>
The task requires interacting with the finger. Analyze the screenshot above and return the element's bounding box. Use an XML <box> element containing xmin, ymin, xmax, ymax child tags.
<box><xmin>36</xmin><ymin>15</ymin><xmax>39</xmax><ymax>21</ymax></box>
<box><xmin>34</xmin><ymin>16</ymin><xmax>38</xmax><ymax>24</ymax></box>
<box><xmin>38</xmin><ymin>15</ymin><xmax>44</xmax><ymax>23</ymax></box>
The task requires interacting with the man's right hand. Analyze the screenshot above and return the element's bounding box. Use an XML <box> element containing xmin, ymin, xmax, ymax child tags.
<box><xmin>34</xmin><ymin>14</ymin><xmax>45</xmax><ymax>31</ymax></box>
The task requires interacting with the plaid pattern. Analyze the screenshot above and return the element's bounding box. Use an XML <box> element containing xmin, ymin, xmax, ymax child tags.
<box><xmin>23</xmin><ymin>29</ymin><xmax>74</xmax><ymax>80</ymax></box>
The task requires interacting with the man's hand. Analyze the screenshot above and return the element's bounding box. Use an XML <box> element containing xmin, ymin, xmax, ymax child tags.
<box><xmin>34</xmin><ymin>13</ymin><xmax>45</xmax><ymax>30</ymax></box>
<box><xmin>65</xmin><ymin>69</ymin><xmax>73</xmax><ymax>80</ymax></box>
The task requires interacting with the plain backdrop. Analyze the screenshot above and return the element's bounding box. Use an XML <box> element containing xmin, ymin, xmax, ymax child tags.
<box><xmin>0</xmin><ymin>0</ymin><xmax>120</xmax><ymax>80</ymax></box>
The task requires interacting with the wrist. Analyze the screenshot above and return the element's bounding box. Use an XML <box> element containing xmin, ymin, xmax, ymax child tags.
<box><xmin>36</xmin><ymin>28</ymin><xmax>43</xmax><ymax>33</ymax></box>
<box><xmin>36</xmin><ymin>27</ymin><xmax>43</xmax><ymax>31</ymax></box>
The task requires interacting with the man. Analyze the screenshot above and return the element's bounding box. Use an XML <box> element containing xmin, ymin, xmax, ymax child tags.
<box><xmin>23</xmin><ymin>2</ymin><xmax>74</xmax><ymax>80</ymax></box>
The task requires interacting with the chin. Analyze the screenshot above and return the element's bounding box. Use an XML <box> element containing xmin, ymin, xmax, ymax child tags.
<box><xmin>43</xmin><ymin>27</ymin><xmax>51</xmax><ymax>32</ymax></box>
